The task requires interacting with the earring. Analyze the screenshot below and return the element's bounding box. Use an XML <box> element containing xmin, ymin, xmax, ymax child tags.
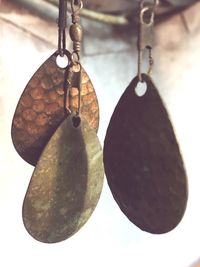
<box><xmin>12</xmin><ymin>0</ymin><xmax>104</xmax><ymax>243</ymax></box>
<box><xmin>103</xmin><ymin>0</ymin><xmax>188</xmax><ymax>234</ymax></box>
<box><xmin>11</xmin><ymin>0</ymin><xmax>99</xmax><ymax>166</ymax></box>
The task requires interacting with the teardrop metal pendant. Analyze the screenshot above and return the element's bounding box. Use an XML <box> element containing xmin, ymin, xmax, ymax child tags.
<box><xmin>11</xmin><ymin>51</ymin><xmax>99</xmax><ymax>166</ymax></box>
<box><xmin>23</xmin><ymin>114</ymin><xmax>104</xmax><ymax>243</ymax></box>
<box><xmin>103</xmin><ymin>74</ymin><xmax>188</xmax><ymax>234</ymax></box>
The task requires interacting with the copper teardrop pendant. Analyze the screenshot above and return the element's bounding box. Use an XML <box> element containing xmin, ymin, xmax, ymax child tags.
<box><xmin>23</xmin><ymin>114</ymin><xmax>104</xmax><ymax>243</ymax></box>
<box><xmin>103</xmin><ymin>74</ymin><xmax>188</xmax><ymax>234</ymax></box>
<box><xmin>11</xmin><ymin>51</ymin><xmax>99</xmax><ymax>166</ymax></box>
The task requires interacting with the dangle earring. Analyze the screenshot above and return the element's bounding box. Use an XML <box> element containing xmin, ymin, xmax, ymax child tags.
<box><xmin>12</xmin><ymin>0</ymin><xmax>104</xmax><ymax>243</ymax></box>
<box><xmin>103</xmin><ymin>0</ymin><xmax>188</xmax><ymax>234</ymax></box>
<box><xmin>11</xmin><ymin>0</ymin><xmax>99</xmax><ymax>166</ymax></box>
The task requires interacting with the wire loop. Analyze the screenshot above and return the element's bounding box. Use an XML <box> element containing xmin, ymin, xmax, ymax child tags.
<box><xmin>71</xmin><ymin>51</ymin><xmax>80</xmax><ymax>65</ymax></box>
<box><xmin>58</xmin><ymin>0</ymin><xmax>67</xmax><ymax>57</ymax></box>
<box><xmin>71</xmin><ymin>0</ymin><xmax>83</xmax><ymax>14</ymax></box>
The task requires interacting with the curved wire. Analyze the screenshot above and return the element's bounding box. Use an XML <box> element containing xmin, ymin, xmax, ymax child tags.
<box><xmin>71</xmin><ymin>0</ymin><xmax>83</xmax><ymax>14</ymax></box>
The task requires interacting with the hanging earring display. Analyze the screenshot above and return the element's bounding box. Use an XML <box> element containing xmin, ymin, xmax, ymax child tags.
<box><xmin>23</xmin><ymin>69</ymin><xmax>104</xmax><ymax>243</ymax></box>
<box><xmin>11</xmin><ymin>0</ymin><xmax>99</xmax><ymax>166</ymax></box>
<box><xmin>103</xmin><ymin>0</ymin><xmax>188</xmax><ymax>234</ymax></box>
<box><xmin>18</xmin><ymin>0</ymin><xmax>104</xmax><ymax>243</ymax></box>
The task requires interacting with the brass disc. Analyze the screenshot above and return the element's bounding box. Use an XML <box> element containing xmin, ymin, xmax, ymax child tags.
<box><xmin>11</xmin><ymin>51</ymin><xmax>99</xmax><ymax>166</ymax></box>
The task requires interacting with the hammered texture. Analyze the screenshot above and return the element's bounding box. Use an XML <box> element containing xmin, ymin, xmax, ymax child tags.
<box><xmin>11</xmin><ymin>52</ymin><xmax>99</xmax><ymax>166</ymax></box>
<box><xmin>103</xmin><ymin>74</ymin><xmax>188</xmax><ymax>234</ymax></box>
<box><xmin>23</xmin><ymin>114</ymin><xmax>104</xmax><ymax>243</ymax></box>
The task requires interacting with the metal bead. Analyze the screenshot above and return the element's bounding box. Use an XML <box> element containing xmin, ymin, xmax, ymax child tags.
<box><xmin>69</xmin><ymin>23</ymin><xmax>83</xmax><ymax>43</ymax></box>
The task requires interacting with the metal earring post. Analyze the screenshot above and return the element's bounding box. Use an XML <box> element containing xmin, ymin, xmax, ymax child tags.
<box><xmin>65</xmin><ymin>0</ymin><xmax>84</xmax><ymax>116</ymax></box>
<box><xmin>70</xmin><ymin>0</ymin><xmax>83</xmax><ymax>64</ymax></box>
<box><xmin>137</xmin><ymin>0</ymin><xmax>158</xmax><ymax>81</ymax></box>
<box><xmin>58</xmin><ymin>0</ymin><xmax>67</xmax><ymax>56</ymax></box>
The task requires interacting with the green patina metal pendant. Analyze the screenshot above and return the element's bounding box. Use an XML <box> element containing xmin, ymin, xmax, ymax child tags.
<box><xmin>103</xmin><ymin>74</ymin><xmax>188</xmax><ymax>234</ymax></box>
<box><xmin>11</xmin><ymin>51</ymin><xmax>99</xmax><ymax>166</ymax></box>
<box><xmin>23</xmin><ymin>113</ymin><xmax>104</xmax><ymax>243</ymax></box>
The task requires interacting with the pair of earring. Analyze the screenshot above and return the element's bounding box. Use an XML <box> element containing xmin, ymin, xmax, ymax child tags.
<box><xmin>11</xmin><ymin>0</ymin><xmax>188</xmax><ymax>243</ymax></box>
<box><xmin>12</xmin><ymin>0</ymin><xmax>103</xmax><ymax>244</ymax></box>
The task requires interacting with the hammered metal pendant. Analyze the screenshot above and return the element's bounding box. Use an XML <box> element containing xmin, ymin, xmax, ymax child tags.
<box><xmin>11</xmin><ymin>51</ymin><xmax>99</xmax><ymax>166</ymax></box>
<box><xmin>23</xmin><ymin>114</ymin><xmax>104</xmax><ymax>243</ymax></box>
<box><xmin>103</xmin><ymin>74</ymin><xmax>188</xmax><ymax>234</ymax></box>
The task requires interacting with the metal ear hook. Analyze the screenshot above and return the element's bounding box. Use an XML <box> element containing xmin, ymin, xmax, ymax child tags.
<box><xmin>65</xmin><ymin>65</ymin><xmax>82</xmax><ymax>116</ymax></box>
<box><xmin>58</xmin><ymin>0</ymin><xmax>67</xmax><ymax>57</ymax></box>
<box><xmin>140</xmin><ymin>6</ymin><xmax>154</xmax><ymax>26</ymax></box>
<box><xmin>71</xmin><ymin>0</ymin><xmax>83</xmax><ymax>14</ymax></box>
<box><xmin>140</xmin><ymin>0</ymin><xmax>159</xmax><ymax>22</ymax></box>
<box><xmin>137</xmin><ymin>0</ymin><xmax>158</xmax><ymax>81</ymax></box>
<box><xmin>70</xmin><ymin>0</ymin><xmax>83</xmax><ymax>64</ymax></box>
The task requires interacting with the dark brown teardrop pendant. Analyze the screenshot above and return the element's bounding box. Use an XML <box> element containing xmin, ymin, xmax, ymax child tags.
<box><xmin>103</xmin><ymin>73</ymin><xmax>188</xmax><ymax>234</ymax></box>
<box><xmin>11</xmin><ymin>51</ymin><xmax>99</xmax><ymax>166</ymax></box>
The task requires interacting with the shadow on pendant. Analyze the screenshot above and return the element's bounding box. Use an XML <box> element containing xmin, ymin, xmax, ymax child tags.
<box><xmin>23</xmin><ymin>115</ymin><xmax>94</xmax><ymax>243</ymax></box>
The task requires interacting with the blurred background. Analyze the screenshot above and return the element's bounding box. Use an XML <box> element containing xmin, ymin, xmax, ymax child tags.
<box><xmin>1</xmin><ymin>0</ymin><xmax>200</xmax><ymax>266</ymax></box>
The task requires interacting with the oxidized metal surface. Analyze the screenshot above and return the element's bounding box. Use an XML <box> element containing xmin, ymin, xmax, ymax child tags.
<box><xmin>103</xmin><ymin>74</ymin><xmax>188</xmax><ymax>234</ymax></box>
<box><xmin>23</xmin><ymin>114</ymin><xmax>104</xmax><ymax>243</ymax></box>
<box><xmin>11</xmin><ymin>51</ymin><xmax>99</xmax><ymax>166</ymax></box>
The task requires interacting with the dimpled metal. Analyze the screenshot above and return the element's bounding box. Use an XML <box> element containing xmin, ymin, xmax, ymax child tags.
<box><xmin>103</xmin><ymin>74</ymin><xmax>188</xmax><ymax>234</ymax></box>
<box><xmin>23</xmin><ymin>114</ymin><xmax>104</xmax><ymax>243</ymax></box>
<box><xmin>11</xmin><ymin>52</ymin><xmax>99</xmax><ymax>166</ymax></box>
